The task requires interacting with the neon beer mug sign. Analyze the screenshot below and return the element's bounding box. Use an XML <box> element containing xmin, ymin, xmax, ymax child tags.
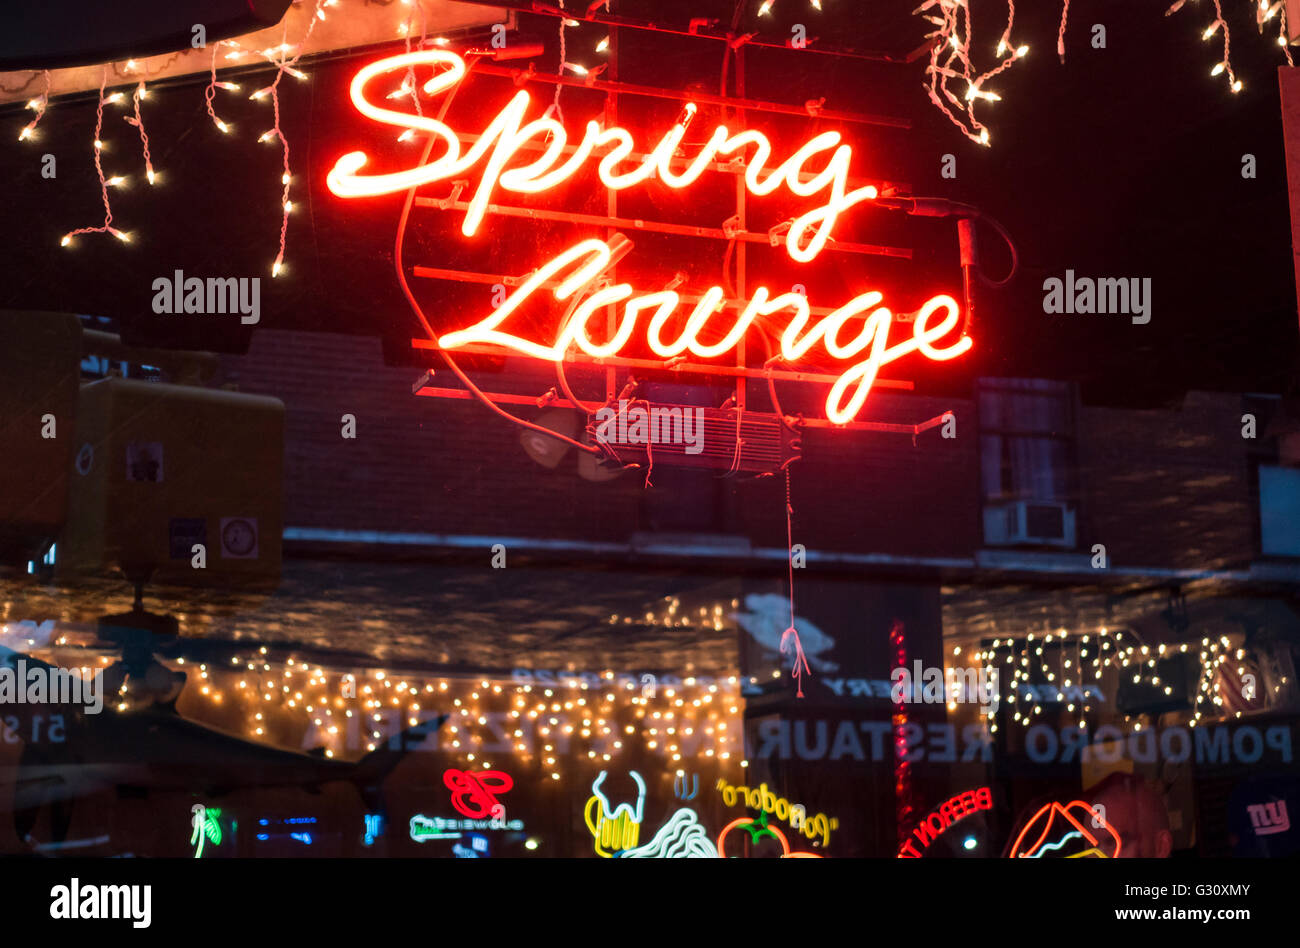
<box><xmin>327</xmin><ymin>50</ymin><xmax>972</xmax><ymax>424</ymax></box>
<box><xmin>584</xmin><ymin>770</ymin><xmax>646</xmax><ymax>857</ymax></box>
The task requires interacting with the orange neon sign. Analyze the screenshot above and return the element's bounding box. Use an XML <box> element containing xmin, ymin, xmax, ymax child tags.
<box><xmin>327</xmin><ymin>49</ymin><xmax>973</xmax><ymax>425</ymax></box>
<box><xmin>1008</xmin><ymin>800</ymin><xmax>1123</xmax><ymax>859</ymax></box>
<box><xmin>716</xmin><ymin>816</ymin><xmax>824</xmax><ymax>858</ymax></box>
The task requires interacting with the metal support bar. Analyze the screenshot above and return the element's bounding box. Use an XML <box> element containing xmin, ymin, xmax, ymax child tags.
<box><xmin>414</xmin><ymin>381</ymin><xmax>942</xmax><ymax>435</ymax></box>
<box><xmin>454</xmin><ymin>0</ymin><xmax>917</xmax><ymax>64</ymax></box>
<box><xmin>413</xmin><ymin>198</ymin><xmax>911</xmax><ymax>259</ymax></box>
<box><xmin>410</xmin><ymin>337</ymin><xmax>914</xmax><ymax>391</ymax></box>
<box><xmin>415</xmin><ymin>385</ymin><xmax>557</xmax><ymax>407</ymax></box>
<box><xmin>794</xmin><ymin>412</ymin><xmax>952</xmax><ymax>434</ymax></box>
<box><xmin>445</xmin><ymin>130</ymin><xmax>907</xmax><ymax>196</ymax></box>
<box><xmin>470</xmin><ymin>61</ymin><xmax>910</xmax><ymax>128</ymax></box>
<box><xmin>409</xmin><ymin>263</ymin><xmax>921</xmax><ymax>322</ymax></box>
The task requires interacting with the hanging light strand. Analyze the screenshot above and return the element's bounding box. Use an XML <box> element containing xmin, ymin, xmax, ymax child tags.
<box><xmin>997</xmin><ymin>0</ymin><xmax>1016</xmax><ymax>57</ymax></box>
<box><xmin>257</xmin><ymin>0</ymin><xmax>326</xmax><ymax>278</ymax></box>
<box><xmin>204</xmin><ymin>43</ymin><xmax>236</xmax><ymax>133</ymax></box>
<box><xmin>18</xmin><ymin>69</ymin><xmax>51</xmax><ymax>142</ymax></box>
<box><xmin>919</xmin><ymin>0</ymin><xmax>1025</xmax><ymax>146</ymax></box>
<box><xmin>1201</xmin><ymin>0</ymin><xmax>1244</xmax><ymax>92</ymax></box>
<box><xmin>269</xmin><ymin>68</ymin><xmax>293</xmax><ymax>277</ymax></box>
<box><xmin>1280</xmin><ymin>4</ymin><xmax>1295</xmax><ymax>66</ymax></box>
<box><xmin>62</xmin><ymin>67</ymin><xmax>129</xmax><ymax>246</ymax></box>
<box><xmin>124</xmin><ymin>80</ymin><xmax>156</xmax><ymax>185</ymax></box>
<box><xmin>1057</xmin><ymin>0</ymin><xmax>1071</xmax><ymax>62</ymax></box>
<box><xmin>781</xmin><ymin>469</ymin><xmax>811</xmax><ymax>698</ymax></box>
<box><xmin>923</xmin><ymin>0</ymin><xmax>1289</xmax><ymax>145</ymax></box>
<box><xmin>553</xmin><ymin>0</ymin><xmax>570</xmax><ymax>122</ymax></box>
<box><xmin>401</xmin><ymin>0</ymin><xmax>431</xmax><ymax>132</ymax></box>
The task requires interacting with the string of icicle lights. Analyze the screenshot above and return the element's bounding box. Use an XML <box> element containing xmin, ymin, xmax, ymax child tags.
<box><xmin>172</xmin><ymin>649</ymin><xmax>746</xmax><ymax>781</ymax></box>
<box><xmin>14</xmin><ymin>0</ymin><xmax>375</xmax><ymax>276</ymax></box>
<box><xmin>912</xmin><ymin>0</ymin><xmax>1296</xmax><ymax>146</ymax></box>
<box><xmin>969</xmin><ymin>627</ymin><xmax>1255</xmax><ymax>734</ymax></box>
<box><xmin>14</xmin><ymin>0</ymin><xmax>1298</xmax><ymax>262</ymax></box>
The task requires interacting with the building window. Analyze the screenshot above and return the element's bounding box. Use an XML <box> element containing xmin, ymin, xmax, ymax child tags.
<box><xmin>978</xmin><ymin>379</ymin><xmax>1077</xmax><ymax>548</ymax></box>
<box><xmin>1259</xmin><ymin>465</ymin><xmax>1300</xmax><ymax>557</ymax></box>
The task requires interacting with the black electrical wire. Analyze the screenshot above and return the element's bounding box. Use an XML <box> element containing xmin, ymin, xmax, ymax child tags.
<box><xmin>875</xmin><ymin>195</ymin><xmax>1019</xmax><ymax>288</ymax></box>
<box><xmin>552</xmin><ymin>290</ymin><xmax>603</xmax><ymax>415</ymax></box>
<box><xmin>393</xmin><ymin>52</ymin><xmax>602</xmax><ymax>456</ymax></box>
<box><xmin>972</xmin><ymin>211</ymin><xmax>1018</xmax><ymax>289</ymax></box>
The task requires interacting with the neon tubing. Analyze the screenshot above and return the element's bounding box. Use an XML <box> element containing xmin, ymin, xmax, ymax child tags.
<box><xmin>327</xmin><ymin>50</ymin><xmax>879</xmax><ymax>263</ymax></box>
<box><xmin>436</xmin><ymin>236</ymin><xmax>970</xmax><ymax>425</ymax></box>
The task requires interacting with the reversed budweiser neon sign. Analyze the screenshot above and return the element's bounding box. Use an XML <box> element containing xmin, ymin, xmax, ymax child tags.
<box><xmin>327</xmin><ymin>50</ymin><xmax>972</xmax><ymax>425</ymax></box>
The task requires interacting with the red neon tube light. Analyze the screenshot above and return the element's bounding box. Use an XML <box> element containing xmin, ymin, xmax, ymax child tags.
<box><xmin>326</xmin><ymin>50</ymin><xmax>878</xmax><ymax>262</ymax></box>
<box><xmin>327</xmin><ymin>50</ymin><xmax>973</xmax><ymax>426</ymax></box>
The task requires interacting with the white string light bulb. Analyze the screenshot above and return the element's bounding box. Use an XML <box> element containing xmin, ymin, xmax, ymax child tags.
<box><xmin>62</xmin><ymin>67</ymin><xmax>130</xmax><ymax>246</ymax></box>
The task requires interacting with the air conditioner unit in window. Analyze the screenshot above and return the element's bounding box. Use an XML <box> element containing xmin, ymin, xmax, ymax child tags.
<box><xmin>983</xmin><ymin>500</ymin><xmax>1076</xmax><ymax>548</ymax></box>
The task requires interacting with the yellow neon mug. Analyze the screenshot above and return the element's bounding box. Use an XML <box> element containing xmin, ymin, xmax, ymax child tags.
<box><xmin>583</xmin><ymin>770</ymin><xmax>646</xmax><ymax>857</ymax></box>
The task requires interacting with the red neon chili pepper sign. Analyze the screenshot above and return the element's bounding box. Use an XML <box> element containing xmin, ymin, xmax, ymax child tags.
<box><xmin>327</xmin><ymin>50</ymin><xmax>973</xmax><ymax>425</ymax></box>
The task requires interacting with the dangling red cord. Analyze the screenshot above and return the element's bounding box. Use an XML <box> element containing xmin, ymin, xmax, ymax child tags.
<box><xmin>780</xmin><ymin>468</ymin><xmax>811</xmax><ymax>698</ymax></box>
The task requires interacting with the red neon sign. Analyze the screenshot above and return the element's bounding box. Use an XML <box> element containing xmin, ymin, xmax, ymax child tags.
<box><xmin>327</xmin><ymin>50</ymin><xmax>876</xmax><ymax>261</ymax></box>
<box><xmin>896</xmin><ymin>786</ymin><xmax>992</xmax><ymax>858</ymax></box>
<box><xmin>443</xmin><ymin>768</ymin><xmax>513</xmax><ymax>819</ymax></box>
<box><xmin>1008</xmin><ymin>799</ymin><xmax>1123</xmax><ymax>859</ymax></box>
<box><xmin>328</xmin><ymin>50</ymin><xmax>972</xmax><ymax>425</ymax></box>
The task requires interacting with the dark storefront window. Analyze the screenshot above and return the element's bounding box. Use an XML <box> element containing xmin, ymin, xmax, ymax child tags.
<box><xmin>3</xmin><ymin>4</ymin><xmax>1300</xmax><ymax>930</ymax></box>
<box><xmin>1259</xmin><ymin>465</ymin><xmax>1300</xmax><ymax>556</ymax></box>
<box><xmin>979</xmin><ymin>379</ymin><xmax>1077</xmax><ymax>548</ymax></box>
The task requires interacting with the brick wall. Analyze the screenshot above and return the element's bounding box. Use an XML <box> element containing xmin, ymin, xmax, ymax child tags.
<box><xmin>224</xmin><ymin>330</ymin><xmax>982</xmax><ymax>557</ymax></box>
<box><xmin>1078</xmin><ymin>392</ymin><xmax>1255</xmax><ymax>570</ymax></box>
<box><xmin>226</xmin><ymin>331</ymin><xmax>1259</xmax><ymax>567</ymax></box>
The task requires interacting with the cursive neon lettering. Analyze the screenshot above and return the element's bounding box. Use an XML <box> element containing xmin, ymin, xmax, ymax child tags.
<box><xmin>715</xmin><ymin>778</ymin><xmax>839</xmax><ymax>846</ymax></box>
<box><xmin>328</xmin><ymin>50</ymin><xmax>973</xmax><ymax>425</ymax></box>
<box><xmin>439</xmin><ymin>236</ymin><xmax>969</xmax><ymax>425</ymax></box>
<box><xmin>326</xmin><ymin>50</ymin><xmax>879</xmax><ymax>262</ymax></box>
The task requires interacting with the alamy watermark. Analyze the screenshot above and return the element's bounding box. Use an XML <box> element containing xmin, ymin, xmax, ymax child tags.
<box><xmin>1042</xmin><ymin>270</ymin><xmax>1150</xmax><ymax>324</ymax></box>
<box><xmin>594</xmin><ymin>400</ymin><xmax>704</xmax><ymax>455</ymax></box>
<box><xmin>0</xmin><ymin>659</ymin><xmax>103</xmax><ymax>713</ymax></box>
<box><xmin>890</xmin><ymin>661</ymin><xmax>1000</xmax><ymax>710</ymax></box>
<box><xmin>50</xmin><ymin>878</ymin><xmax>150</xmax><ymax>928</ymax></box>
<box><xmin>151</xmin><ymin>270</ymin><xmax>260</xmax><ymax>324</ymax></box>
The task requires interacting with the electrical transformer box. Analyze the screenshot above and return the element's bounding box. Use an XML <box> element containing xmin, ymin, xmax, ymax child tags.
<box><xmin>56</xmin><ymin>376</ymin><xmax>284</xmax><ymax>590</ymax></box>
